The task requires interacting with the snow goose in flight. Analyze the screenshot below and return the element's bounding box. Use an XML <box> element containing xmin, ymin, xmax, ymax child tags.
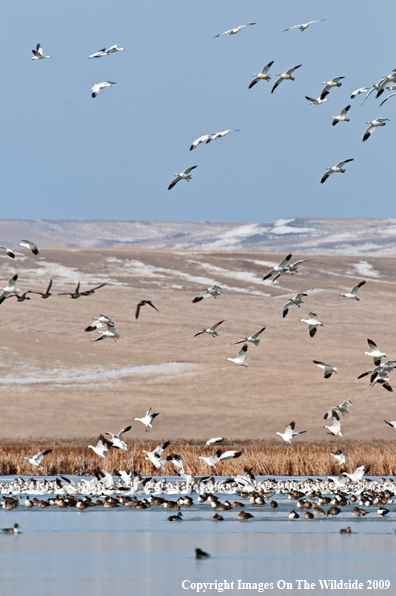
<box><xmin>271</xmin><ymin>65</ymin><xmax>302</xmax><ymax>93</ymax></box>
<box><xmin>370</xmin><ymin>370</ymin><xmax>393</xmax><ymax>392</ymax></box>
<box><xmin>380</xmin><ymin>92</ymin><xmax>396</xmax><ymax>107</ymax></box>
<box><xmin>190</xmin><ymin>134</ymin><xmax>211</xmax><ymax>150</ymax></box>
<box><xmin>249</xmin><ymin>61</ymin><xmax>274</xmax><ymax>88</ymax></box>
<box><xmin>168</xmin><ymin>165</ymin><xmax>197</xmax><ymax>190</ymax></box>
<box><xmin>283</xmin><ymin>19</ymin><xmax>326</xmax><ymax>32</ymax></box>
<box><xmin>227</xmin><ymin>343</ymin><xmax>248</xmax><ymax>368</ymax></box>
<box><xmin>134</xmin><ymin>407</ymin><xmax>159</xmax><ymax>432</ymax></box>
<box><xmin>276</xmin><ymin>421</ymin><xmax>306</xmax><ymax>446</ymax></box>
<box><xmin>194</xmin><ymin>320</ymin><xmax>224</xmax><ymax>338</ymax></box>
<box><xmin>364</xmin><ymin>339</ymin><xmax>386</xmax><ymax>365</ymax></box>
<box><xmin>313</xmin><ymin>361</ymin><xmax>338</xmax><ymax>379</ymax></box>
<box><xmin>320</xmin><ymin>159</ymin><xmax>354</xmax><ymax>184</ymax></box>
<box><xmin>85</xmin><ymin>314</ymin><xmax>115</xmax><ymax>332</ymax></box>
<box><xmin>199</xmin><ymin>449</ymin><xmax>242</xmax><ymax>469</ymax></box>
<box><xmin>29</xmin><ymin>279</ymin><xmax>52</xmax><ymax>299</ymax></box>
<box><xmin>305</xmin><ymin>92</ymin><xmax>329</xmax><ymax>105</ymax></box>
<box><xmin>214</xmin><ymin>23</ymin><xmax>256</xmax><ymax>37</ymax></box>
<box><xmin>105</xmin><ymin>44</ymin><xmax>125</xmax><ymax>54</ymax></box>
<box><xmin>205</xmin><ymin>437</ymin><xmax>226</xmax><ymax>448</ymax></box>
<box><xmin>301</xmin><ymin>312</ymin><xmax>323</xmax><ymax>337</ymax></box>
<box><xmin>263</xmin><ymin>253</ymin><xmax>292</xmax><ymax>281</ymax></box>
<box><xmin>331</xmin><ymin>105</ymin><xmax>351</xmax><ymax>125</ymax></box>
<box><xmin>192</xmin><ymin>285</ymin><xmax>221</xmax><ymax>303</ymax></box>
<box><xmin>80</xmin><ymin>283</ymin><xmax>106</xmax><ymax>296</ymax></box>
<box><xmin>351</xmin><ymin>87</ymin><xmax>370</xmax><ymax>99</ymax></box>
<box><xmin>283</xmin><ymin>292</ymin><xmax>308</xmax><ymax>318</ymax></box>
<box><xmin>324</xmin><ymin>400</ymin><xmax>352</xmax><ymax>419</ymax></box>
<box><xmin>233</xmin><ymin>326</ymin><xmax>265</xmax><ymax>346</ymax></box>
<box><xmin>24</xmin><ymin>449</ymin><xmax>52</xmax><ymax>469</ymax></box>
<box><xmin>104</xmin><ymin>425</ymin><xmax>132</xmax><ymax>452</ymax></box>
<box><xmin>92</xmin><ymin>322</ymin><xmax>120</xmax><ymax>342</ymax></box>
<box><xmin>331</xmin><ymin>450</ymin><xmax>346</xmax><ymax>466</ymax></box>
<box><xmin>0</xmin><ymin>274</ymin><xmax>19</xmax><ymax>304</ymax></box>
<box><xmin>206</xmin><ymin>129</ymin><xmax>239</xmax><ymax>143</ymax></box>
<box><xmin>375</xmin><ymin>70</ymin><xmax>396</xmax><ymax>98</ymax></box>
<box><xmin>135</xmin><ymin>300</ymin><xmax>159</xmax><ymax>319</ymax></box>
<box><xmin>88</xmin><ymin>48</ymin><xmax>107</xmax><ymax>59</ymax></box>
<box><xmin>273</xmin><ymin>258</ymin><xmax>308</xmax><ymax>282</ymax></box>
<box><xmin>368</xmin><ymin>361</ymin><xmax>396</xmax><ymax>382</ymax></box>
<box><xmin>92</xmin><ymin>81</ymin><xmax>116</xmax><ymax>98</ymax></box>
<box><xmin>31</xmin><ymin>44</ymin><xmax>51</xmax><ymax>60</ymax></box>
<box><xmin>322</xmin><ymin>77</ymin><xmax>344</xmax><ymax>95</ymax></box>
<box><xmin>58</xmin><ymin>281</ymin><xmax>81</xmax><ymax>299</ymax></box>
<box><xmin>19</xmin><ymin>240</ymin><xmax>39</xmax><ymax>255</ymax></box>
<box><xmin>341</xmin><ymin>280</ymin><xmax>366</xmax><ymax>300</ymax></box>
<box><xmin>324</xmin><ymin>413</ymin><xmax>342</xmax><ymax>437</ymax></box>
<box><xmin>343</xmin><ymin>465</ymin><xmax>370</xmax><ymax>483</ymax></box>
<box><xmin>363</xmin><ymin>118</ymin><xmax>389</xmax><ymax>142</ymax></box>
<box><xmin>384</xmin><ymin>420</ymin><xmax>396</xmax><ymax>430</ymax></box>
<box><xmin>143</xmin><ymin>441</ymin><xmax>172</xmax><ymax>470</ymax></box>
<box><xmin>0</xmin><ymin>246</ymin><xmax>15</xmax><ymax>259</ymax></box>
<box><xmin>88</xmin><ymin>436</ymin><xmax>112</xmax><ymax>458</ymax></box>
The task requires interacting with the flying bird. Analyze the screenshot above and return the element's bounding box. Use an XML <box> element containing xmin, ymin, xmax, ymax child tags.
<box><xmin>192</xmin><ymin>285</ymin><xmax>221</xmax><ymax>303</ymax></box>
<box><xmin>283</xmin><ymin>19</ymin><xmax>326</xmax><ymax>32</ymax></box>
<box><xmin>301</xmin><ymin>312</ymin><xmax>323</xmax><ymax>337</ymax></box>
<box><xmin>263</xmin><ymin>253</ymin><xmax>292</xmax><ymax>281</ymax></box>
<box><xmin>341</xmin><ymin>280</ymin><xmax>366</xmax><ymax>300</ymax></box>
<box><xmin>198</xmin><ymin>449</ymin><xmax>242</xmax><ymax>469</ymax></box>
<box><xmin>384</xmin><ymin>420</ymin><xmax>396</xmax><ymax>430</ymax></box>
<box><xmin>205</xmin><ymin>437</ymin><xmax>227</xmax><ymax>448</ymax></box>
<box><xmin>104</xmin><ymin>425</ymin><xmax>132</xmax><ymax>452</ymax></box>
<box><xmin>271</xmin><ymin>65</ymin><xmax>302</xmax><ymax>93</ymax></box>
<box><xmin>168</xmin><ymin>166</ymin><xmax>197</xmax><ymax>190</ymax></box>
<box><xmin>276</xmin><ymin>421</ymin><xmax>306</xmax><ymax>446</ymax></box>
<box><xmin>206</xmin><ymin>130</ymin><xmax>239</xmax><ymax>143</ymax></box>
<box><xmin>92</xmin><ymin>322</ymin><xmax>120</xmax><ymax>342</ymax></box>
<box><xmin>320</xmin><ymin>159</ymin><xmax>354</xmax><ymax>184</ymax></box>
<box><xmin>233</xmin><ymin>326</ymin><xmax>265</xmax><ymax>346</ymax></box>
<box><xmin>80</xmin><ymin>283</ymin><xmax>106</xmax><ymax>296</ymax></box>
<box><xmin>106</xmin><ymin>44</ymin><xmax>125</xmax><ymax>54</ymax></box>
<box><xmin>134</xmin><ymin>407</ymin><xmax>159</xmax><ymax>432</ymax></box>
<box><xmin>88</xmin><ymin>48</ymin><xmax>107</xmax><ymax>59</ymax></box>
<box><xmin>29</xmin><ymin>279</ymin><xmax>53</xmax><ymax>299</ymax></box>
<box><xmin>351</xmin><ymin>87</ymin><xmax>370</xmax><ymax>99</ymax></box>
<box><xmin>88</xmin><ymin>436</ymin><xmax>112</xmax><ymax>458</ymax></box>
<box><xmin>272</xmin><ymin>258</ymin><xmax>307</xmax><ymax>282</ymax></box>
<box><xmin>194</xmin><ymin>320</ymin><xmax>224</xmax><ymax>338</ymax></box>
<box><xmin>227</xmin><ymin>344</ymin><xmax>249</xmax><ymax>368</ymax></box>
<box><xmin>343</xmin><ymin>465</ymin><xmax>370</xmax><ymax>483</ymax></box>
<box><xmin>214</xmin><ymin>23</ymin><xmax>256</xmax><ymax>37</ymax></box>
<box><xmin>283</xmin><ymin>292</ymin><xmax>308</xmax><ymax>318</ymax></box>
<box><xmin>324</xmin><ymin>413</ymin><xmax>342</xmax><ymax>437</ymax></box>
<box><xmin>24</xmin><ymin>449</ymin><xmax>52</xmax><ymax>469</ymax></box>
<box><xmin>135</xmin><ymin>300</ymin><xmax>159</xmax><ymax>319</ymax></box>
<box><xmin>248</xmin><ymin>61</ymin><xmax>274</xmax><ymax>88</ymax></box>
<box><xmin>19</xmin><ymin>240</ymin><xmax>39</xmax><ymax>255</ymax></box>
<box><xmin>143</xmin><ymin>441</ymin><xmax>172</xmax><ymax>470</ymax></box>
<box><xmin>0</xmin><ymin>247</ymin><xmax>15</xmax><ymax>259</ymax></box>
<box><xmin>85</xmin><ymin>314</ymin><xmax>115</xmax><ymax>332</ymax></box>
<box><xmin>92</xmin><ymin>81</ymin><xmax>116</xmax><ymax>98</ymax></box>
<box><xmin>322</xmin><ymin>77</ymin><xmax>344</xmax><ymax>95</ymax></box>
<box><xmin>313</xmin><ymin>361</ymin><xmax>338</xmax><ymax>379</ymax></box>
<box><xmin>331</xmin><ymin>450</ymin><xmax>346</xmax><ymax>466</ymax></box>
<box><xmin>364</xmin><ymin>339</ymin><xmax>386</xmax><ymax>365</ymax></box>
<box><xmin>324</xmin><ymin>400</ymin><xmax>352</xmax><ymax>419</ymax></box>
<box><xmin>0</xmin><ymin>275</ymin><xmax>19</xmax><ymax>304</ymax></box>
<box><xmin>190</xmin><ymin>135</ymin><xmax>211</xmax><ymax>150</ymax></box>
<box><xmin>380</xmin><ymin>92</ymin><xmax>396</xmax><ymax>107</ymax></box>
<box><xmin>31</xmin><ymin>44</ymin><xmax>51</xmax><ymax>60</ymax></box>
<box><xmin>58</xmin><ymin>281</ymin><xmax>81</xmax><ymax>299</ymax></box>
<box><xmin>331</xmin><ymin>105</ymin><xmax>351</xmax><ymax>125</ymax></box>
<box><xmin>362</xmin><ymin>118</ymin><xmax>389</xmax><ymax>142</ymax></box>
<box><xmin>305</xmin><ymin>92</ymin><xmax>329</xmax><ymax>105</ymax></box>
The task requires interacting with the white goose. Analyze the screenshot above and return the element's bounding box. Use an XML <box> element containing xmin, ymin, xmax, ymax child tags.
<box><xmin>263</xmin><ymin>253</ymin><xmax>292</xmax><ymax>281</ymax></box>
<box><xmin>283</xmin><ymin>292</ymin><xmax>308</xmax><ymax>318</ymax></box>
<box><xmin>331</xmin><ymin>105</ymin><xmax>351</xmax><ymax>125</ymax></box>
<box><xmin>104</xmin><ymin>425</ymin><xmax>132</xmax><ymax>452</ymax></box>
<box><xmin>20</xmin><ymin>240</ymin><xmax>39</xmax><ymax>255</ymax></box>
<box><xmin>324</xmin><ymin>413</ymin><xmax>342</xmax><ymax>437</ymax></box>
<box><xmin>271</xmin><ymin>65</ymin><xmax>302</xmax><ymax>93</ymax></box>
<box><xmin>227</xmin><ymin>344</ymin><xmax>248</xmax><ymax>368</ymax></box>
<box><xmin>206</xmin><ymin>130</ymin><xmax>239</xmax><ymax>143</ymax></box>
<box><xmin>341</xmin><ymin>280</ymin><xmax>366</xmax><ymax>300</ymax></box>
<box><xmin>351</xmin><ymin>87</ymin><xmax>370</xmax><ymax>99</ymax></box>
<box><xmin>301</xmin><ymin>312</ymin><xmax>323</xmax><ymax>337</ymax></box>
<box><xmin>92</xmin><ymin>322</ymin><xmax>120</xmax><ymax>342</ymax></box>
<box><xmin>384</xmin><ymin>420</ymin><xmax>396</xmax><ymax>430</ymax></box>
<box><xmin>168</xmin><ymin>166</ymin><xmax>197</xmax><ymax>190</ymax></box>
<box><xmin>143</xmin><ymin>441</ymin><xmax>172</xmax><ymax>470</ymax></box>
<box><xmin>0</xmin><ymin>247</ymin><xmax>15</xmax><ymax>259</ymax></box>
<box><xmin>31</xmin><ymin>44</ymin><xmax>51</xmax><ymax>60</ymax></box>
<box><xmin>313</xmin><ymin>361</ymin><xmax>338</xmax><ymax>379</ymax></box>
<box><xmin>283</xmin><ymin>19</ymin><xmax>326</xmax><ymax>32</ymax></box>
<box><xmin>91</xmin><ymin>81</ymin><xmax>116</xmax><ymax>98</ymax></box>
<box><xmin>194</xmin><ymin>320</ymin><xmax>224</xmax><ymax>338</ymax></box>
<box><xmin>233</xmin><ymin>326</ymin><xmax>266</xmax><ymax>346</ymax></box>
<box><xmin>0</xmin><ymin>274</ymin><xmax>19</xmax><ymax>304</ymax></box>
<box><xmin>205</xmin><ymin>437</ymin><xmax>226</xmax><ymax>447</ymax></box>
<box><xmin>214</xmin><ymin>23</ymin><xmax>256</xmax><ymax>37</ymax></box>
<box><xmin>320</xmin><ymin>159</ymin><xmax>354</xmax><ymax>184</ymax></box>
<box><xmin>322</xmin><ymin>77</ymin><xmax>344</xmax><ymax>94</ymax></box>
<box><xmin>305</xmin><ymin>92</ymin><xmax>329</xmax><ymax>105</ymax></box>
<box><xmin>134</xmin><ymin>407</ymin><xmax>159</xmax><ymax>432</ymax></box>
<box><xmin>362</xmin><ymin>118</ymin><xmax>389</xmax><ymax>142</ymax></box>
<box><xmin>198</xmin><ymin>449</ymin><xmax>242</xmax><ymax>469</ymax></box>
<box><xmin>24</xmin><ymin>449</ymin><xmax>52</xmax><ymax>469</ymax></box>
<box><xmin>88</xmin><ymin>436</ymin><xmax>112</xmax><ymax>458</ymax></box>
<box><xmin>106</xmin><ymin>44</ymin><xmax>125</xmax><ymax>54</ymax></box>
<box><xmin>331</xmin><ymin>450</ymin><xmax>346</xmax><ymax>466</ymax></box>
<box><xmin>364</xmin><ymin>339</ymin><xmax>386</xmax><ymax>365</ymax></box>
<box><xmin>380</xmin><ymin>92</ymin><xmax>396</xmax><ymax>107</ymax></box>
<box><xmin>248</xmin><ymin>61</ymin><xmax>274</xmax><ymax>88</ymax></box>
<box><xmin>190</xmin><ymin>134</ymin><xmax>211</xmax><ymax>150</ymax></box>
<box><xmin>343</xmin><ymin>465</ymin><xmax>370</xmax><ymax>483</ymax></box>
<box><xmin>88</xmin><ymin>48</ymin><xmax>107</xmax><ymax>59</ymax></box>
<box><xmin>276</xmin><ymin>421</ymin><xmax>306</xmax><ymax>446</ymax></box>
<box><xmin>85</xmin><ymin>314</ymin><xmax>115</xmax><ymax>332</ymax></box>
<box><xmin>273</xmin><ymin>258</ymin><xmax>308</xmax><ymax>281</ymax></box>
<box><xmin>192</xmin><ymin>285</ymin><xmax>221</xmax><ymax>303</ymax></box>
<box><xmin>324</xmin><ymin>400</ymin><xmax>352</xmax><ymax>419</ymax></box>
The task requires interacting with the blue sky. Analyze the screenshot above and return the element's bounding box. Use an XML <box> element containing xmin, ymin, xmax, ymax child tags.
<box><xmin>1</xmin><ymin>1</ymin><xmax>395</xmax><ymax>223</ymax></box>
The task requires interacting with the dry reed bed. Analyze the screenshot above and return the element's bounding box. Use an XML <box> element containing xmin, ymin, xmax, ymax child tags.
<box><xmin>1</xmin><ymin>439</ymin><xmax>396</xmax><ymax>477</ymax></box>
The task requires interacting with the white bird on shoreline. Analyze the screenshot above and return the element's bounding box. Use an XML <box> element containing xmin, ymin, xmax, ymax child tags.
<box><xmin>313</xmin><ymin>361</ymin><xmax>338</xmax><ymax>379</ymax></box>
<box><xmin>271</xmin><ymin>65</ymin><xmax>302</xmax><ymax>93</ymax></box>
<box><xmin>0</xmin><ymin>275</ymin><xmax>19</xmax><ymax>304</ymax></box>
<box><xmin>194</xmin><ymin>320</ymin><xmax>224</xmax><ymax>338</ymax></box>
<box><xmin>301</xmin><ymin>312</ymin><xmax>323</xmax><ymax>337</ymax></box>
<box><xmin>283</xmin><ymin>292</ymin><xmax>308</xmax><ymax>318</ymax></box>
<box><xmin>24</xmin><ymin>449</ymin><xmax>52</xmax><ymax>469</ymax></box>
<box><xmin>233</xmin><ymin>326</ymin><xmax>266</xmax><ymax>346</ymax></box>
<box><xmin>363</xmin><ymin>119</ymin><xmax>389</xmax><ymax>142</ymax></box>
<box><xmin>320</xmin><ymin>159</ymin><xmax>354</xmax><ymax>184</ymax></box>
<box><xmin>20</xmin><ymin>240</ymin><xmax>39</xmax><ymax>255</ymax></box>
<box><xmin>168</xmin><ymin>166</ymin><xmax>197</xmax><ymax>190</ymax></box>
<box><xmin>192</xmin><ymin>285</ymin><xmax>221</xmax><ymax>303</ymax></box>
<box><xmin>227</xmin><ymin>344</ymin><xmax>249</xmax><ymax>368</ymax></box>
<box><xmin>214</xmin><ymin>23</ymin><xmax>256</xmax><ymax>37</ymax></box>
<box><xmin>283</xmin><ymin>19</ymin><xmax>326</xmax><ymax>32</ymax></box>
<box><xmin>276</xmin><ymin>421</ymin><xmax>306</xmax><ymax>446</ymax></box>
<box><xmin>104</xmin><ymin>425</ymin><xmax>132</xmax><ymax>452</ymax></box>
<box><xmin>249</xmin><ymin>61</ymin><xmax>274</xmax><ymax>88</ymax></box>
<box><xmin>331</xmin><ymin>105</ymin><xmax>351</xmax><ymax>126</ymax></box>
<box><xmin>92</xmin><ymin>81</ymin><xmax>116</xmax><ymax>98</ymax></box>
<box><xmin>341</xmin><ymin>280</ymin><xmax>366</xmax><ymax>300</ymax></box>
<box><xmin>31</xmin><ymin>44</ymin><xmax>51</xmax><ymax>60</ymax></box>
<box><xmin>135</xmin><ymin>408</ymin><xmax>159</xmax><ymax>432</ymax></box>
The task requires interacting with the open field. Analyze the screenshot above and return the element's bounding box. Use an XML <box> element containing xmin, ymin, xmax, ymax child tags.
<box><xmin>0</xmin><ymin>247</ymin><xmax>395</xmax><ymax>444</ymax></box>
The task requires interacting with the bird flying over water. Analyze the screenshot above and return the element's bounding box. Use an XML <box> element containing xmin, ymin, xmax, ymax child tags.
<box><xmin>104</xmin><ymin>425</ymin><xmax>132</xmax><ymax>452</ymax></box>
<box><xmin>88</xmin><ymin>436</ymin><xmax>112</xmax><ymax>458</ymax></box>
